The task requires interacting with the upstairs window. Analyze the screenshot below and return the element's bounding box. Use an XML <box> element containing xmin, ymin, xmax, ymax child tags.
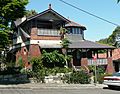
<box><xmin>37</xmin><ymin>28</ymin><xmax>60</xmax><ymax>36</ymax></box>
<box><xmin>67</xmin><ymin>27</ymin><xmax>83</xmax><ymax>35</ymax></box>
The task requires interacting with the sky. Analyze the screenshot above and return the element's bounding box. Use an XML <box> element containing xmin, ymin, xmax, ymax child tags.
<box><xmin>26</xmin><ymin>0</ymin><xmax>120</xmax><ymax>41</ymax></box>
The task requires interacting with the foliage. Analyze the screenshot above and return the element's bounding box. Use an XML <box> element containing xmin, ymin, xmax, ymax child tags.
<box><xmin>0</xmin><ymin>31</ymin><xmax>9</xmax><ymax>49</ymax></box>
<box><xmin>42</xmin><ymin>50</ymin><xmax>66</xmax><ymax>68</ymax></box>
<box><xmin>17</xmin><ymin>57</ymin><xmax>24</xmax><ymax>68</ymax></box>
<box><xmin>0</xmin><ymin>0</ymin><xmax>28</xmax><ymax>56</ymax></box>
<box><xmin>88</xmin><ymin>65</ymin><xmax>106</xmax><ymax>84</ymax></box>
<box><xmin>0</xmin><ymin>67</ymin><xmax>21</xmax><ymax>75</ymax></box>
<box><xmin>0</xmin><ymin>0</ymin><xmax>28</xmax><ymax>24</ymax></box>
<box><xmin>28</xmin><ymin>52</ymin><xmax>72</xmax><ymax>83</ymax></box>
<box><xmin>118</xmin><ymin>0</ymin><xmax>120</xmax><ymax>3</ymax></box>
<box><xmin>44</xmin><ymin>67</ymin><xmax>72</xmax><ymax>76</ymax></box>
<box><xmin>61</xmin><ymin>38</ymin><xmax>71</xmax><ymax>48</ymax></box>
<box><xmin>97</xmin><ymin>73</ymin><xmax>112</xmax><ymax>84</ymax></box>
<box><xmin>64</xmin><ymin>71</ymin><xmax>91</xmax><ymax>84</ymax></box>
<box><xmin>60</xmin><ymin>27</ymin><xmax>68</xmax><ymax>34</ymax></box>
<box><xmin>60</xmin><ymin>27</ymin><xmax>71</xmax><ymax>48</ymax></box>
<box><xmin>30</xmin><ymin>56</ymin><xmax>43</xmax><ymax>72</ymax></box>
<box><xmin>25</xmin><ymin>10</ymin><xmax>38</xmax><ymax>17</ymax></box>
<box><xmin>97</xmin><ymin>26</ymin><xmax>120</xmax><ymax>46</ymax></box>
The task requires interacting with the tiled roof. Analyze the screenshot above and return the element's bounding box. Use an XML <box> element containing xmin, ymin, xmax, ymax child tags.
<box><xmin>68</xmin><ymin>40</ymin><xmax>115</xmax><ymax>49</ymax></box>
<box><xmin>65</xmin><ymin>21</ymin><xmax>86</xmax><ymax>30</ymax></box>
<box><xmin>66</xmin><ymin>34</ymin><xmax>83</xmax><ymax>41</ymax></box>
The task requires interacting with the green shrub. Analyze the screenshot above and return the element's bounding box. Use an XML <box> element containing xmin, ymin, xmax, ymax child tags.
<box><xmin>17</xmin><ymin>57</ymin><xmax>24</xmax><ymax>68</ymax></box>
<box><xmin>30</xmin><ymin>56</ymin><xmax>43</xmax><ymax>72</ymax></box>
<box><xmin>45</xmin><ymin>67</ymin><xmax>72</xmax><ymax>76</ymax></box>
<box><xmin>64</xmin><ymin>71</ymin><xmax>91</xmax><ymax>84</ymax></box>
<box><xmin>97</xmin><ymin>73</ymin><xmax>112</xmax><ymax>84</ymax></box>
<box><xmin>27</xmin><ymin>67</ymin><xmax>72</xmax><ymax>83</ymax></box>
<box><xmin>88</xmin><ymin>65</ymin><xmax>106</xmax><ymax>83</ymax></box>
<box><xmin>42</xmin><ymin>50</ymin><xmax>66</xmax><ymax>68</ymax></box>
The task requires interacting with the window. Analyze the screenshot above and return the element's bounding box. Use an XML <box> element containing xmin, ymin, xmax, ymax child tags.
<box><xmin>37</xmin><ymin>29</ymin><xmax>60</xmax><ymax>36</ymax></box>
<box><xmin>70</xmin><ymin>27</ymin><xmax>83</xmax><ymax>34</ymax></box>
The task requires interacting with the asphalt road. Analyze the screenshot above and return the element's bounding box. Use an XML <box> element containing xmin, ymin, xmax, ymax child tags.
<box><xmin>0</xmin><ymin>88</ymin><xmax>120</xmax><ymax>94</ymax></box>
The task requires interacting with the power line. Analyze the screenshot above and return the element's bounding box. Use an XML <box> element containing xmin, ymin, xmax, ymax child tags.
<box><xmin>59</xmin><ymin>0</ymin><xmax>120</xmax><ymax>26</ymax></box>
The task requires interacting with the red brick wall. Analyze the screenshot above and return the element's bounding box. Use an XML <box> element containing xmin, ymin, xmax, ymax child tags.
<box><xmin>16</xmin><ymin>44</ymin><xmax>41</xmax><ymax>67</ymax></box>
<box><xmin>16</xmin><ymin>46</ymin><xmax>28</xmax><ymax>67</ymax></box>
<box><xmin>106</xmin><ymin>57</ymin><xmax>115</xmax><ymax>74</ymax></box>
<box><xmin>29</xmin><ymin>44</ymin><xmax>41</xmax><ymax>58</ymax></box>
<box><xmin>81</xmin><ymin>58</ymin><xmax>88</xmax><ymax>67</ymax></box>
<box><xmin>112</xmin><ymin>48</ymin><xmax>120</xmax><ymax>60</ymax></box>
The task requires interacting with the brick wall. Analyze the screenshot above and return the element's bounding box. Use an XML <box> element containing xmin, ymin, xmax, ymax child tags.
<box><xmin>16</xmin><ymin>44</ymin><xmax>41</xmax><ymax>67</ymax></box>
<box><xmin>16</xmin><ymin>46</ymin><xmax>28</xmax><ymax>67</ymax></box>
<box><xmin>29</xmin><ymin>44</ymin><xmax>41</xmax><ymax>58</ymax></box>
<box><xmin>106</xmin><ymin>57</ymin><xmax>115</xmax><ymax>74</ymax></box>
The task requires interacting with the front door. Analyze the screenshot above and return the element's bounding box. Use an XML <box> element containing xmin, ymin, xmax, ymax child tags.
<box><xmin>73</xmin><ymin>50</ymin><xmax>81</xmax><ymax>66</ymax></box>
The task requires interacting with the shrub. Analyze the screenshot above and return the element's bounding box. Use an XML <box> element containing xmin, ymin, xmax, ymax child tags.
<box><xmin>30</xmin><ymin>56</ymin><xmax>43</xmax><ymax>72</ymax></box>
<box><xmin>42</xmin><ymin>50</ymin><xmax>66</xmax><ymax>68</ymax></box>
<box><xmin>0</xmin><ymin>67</ymin><xmax>21</xmax><ymax>75</ymax></box>
<box><xmin>64</xmin><ymin>71</ymin><xmax>91</xmax><ymax>84</ymax></box>
<box><xmin>88</xmin><ymin>65</ymin><xmax>107</xmax><ymax>84</ymax></box>
<box><xmin>97</xmin><ymin>73</ymin><xmax>112</xmax><ymax>84</ymax></box>
<box><xmin>17</xmin><ymin>57</ymin><xmax>24</xmax><ymax>68</ymax></box>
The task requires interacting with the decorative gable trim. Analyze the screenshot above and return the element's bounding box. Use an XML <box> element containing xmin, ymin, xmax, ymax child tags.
<box><xmin>27</xmin><ymin>8</ymin><xmax>70</xmax><ymax>23</ymax></box>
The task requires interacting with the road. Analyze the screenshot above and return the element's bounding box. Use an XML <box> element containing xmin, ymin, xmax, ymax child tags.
<box><xmin>0</xmin><ymin>88</ymin><xmax>120</xmax><ymax>94</ymax></box>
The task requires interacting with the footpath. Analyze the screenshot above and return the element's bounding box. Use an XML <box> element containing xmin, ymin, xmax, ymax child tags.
<box><xmin>0</xmin><ymin>83</ymin><xmax>107</xmax><ymax>89</ymax></box>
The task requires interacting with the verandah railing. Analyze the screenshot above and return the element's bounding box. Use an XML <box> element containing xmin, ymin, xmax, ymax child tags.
<box><xmin>88</xmin><ymin>58</ymin><xmax>108</xmax><ymax>65</ymax></box>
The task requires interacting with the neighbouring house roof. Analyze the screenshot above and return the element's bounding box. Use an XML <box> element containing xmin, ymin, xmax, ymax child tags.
<box><xmin>68</xmin><ymin>40</ymin><xmax>115</xmax><ymax>49</ymax></box>
<box><xmin>65</xmin><ymin>20</ymin><xmax>86</xmax><ymax>30</ymax></box>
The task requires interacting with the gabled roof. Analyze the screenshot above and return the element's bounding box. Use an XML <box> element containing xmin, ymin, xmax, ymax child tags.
<box><xmin>26</xmin><ymin>8</ymin><xmax>70</xmax><ymax>23</ymax></box>
<box><xmin>14</xmin><ymin>7</ymin><xmax>70</xmax><ymax>27</ymax></box>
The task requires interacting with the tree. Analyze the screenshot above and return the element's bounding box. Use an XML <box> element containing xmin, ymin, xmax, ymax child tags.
<box><xmin>0</xmin><ymin>0</ymin><xmax>28</xmax><ymax>26</ymax></box>
<box><xmin>117</xmin><ymin>0</ymin><xmax>120</xmax><ymax>3</ymax></box>
<box><xmin>97</xmin><ymin>26</ymin><xmax>120</xmax><ymax>46</ymax></box>
<box><xmin>0</xmin><ymin>0</ymin><xmax>28</xmax><ymax>56</ymax></box>
<box><xmin>25</xmin><ymin>10</ymin><xmax>38</xmax><ymax>17</ymax></box>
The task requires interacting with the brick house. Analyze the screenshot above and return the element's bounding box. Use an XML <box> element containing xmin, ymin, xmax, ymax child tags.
<box><xmin>112</xmin><ymin>48</ymin><xmax>120</xmax><ymax>72</ymax></box>
<box><xmin>9</xmin><ymin>4</ymin><xmax>115</xmax><ymax>73</ymax></box>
